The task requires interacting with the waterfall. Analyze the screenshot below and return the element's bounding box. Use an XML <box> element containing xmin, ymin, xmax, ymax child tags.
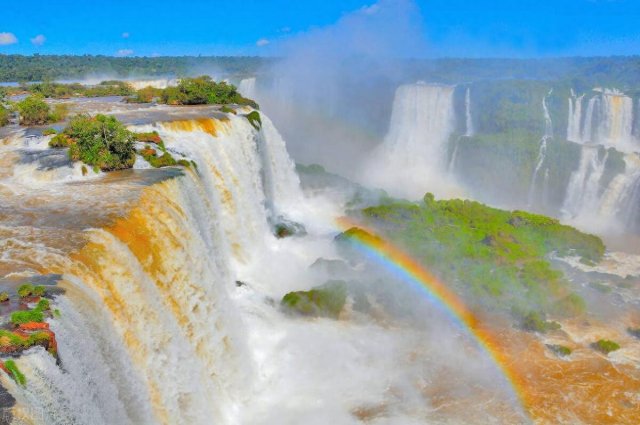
<box><xmin>238</xmin><ymin>78</ymin><xmax>257</xmax><ymax>100</ymax></box>
<box><xmin>599</xmin><ymin>154</ymin><xmax>640</xmax><ymax>233</ymax></box>
<box><xmin>364</xmin><ymin>82</ymin><xmax>458</xmax><ymax>199</ymax></box>
<box><xmin>3</xmin><ymin>112</ymin><xmax>312</xmax><ymax>425</ymax></box>
<box><xmin>464</xmin><ymin>87</ymin><xmax>474</xmax><ymax>137</ymax></box>
<box><xmin>567</xmin><ymin>93</ymin><xmax>584</xmax><ymax>143</ymax></box>
<box><xmin>566</xmin><ymin>89</ymin><xmax>637</xmax><ymax>149</ymax></box>
<box><xmin>561</xmin><ymin>146</ymin><xmax>609</xmax><ymax>223</ymax></box>
<box><xmin>527</xmin><ymin>91</ymin><xmax>553</xmax><ymax>208</ymax></box>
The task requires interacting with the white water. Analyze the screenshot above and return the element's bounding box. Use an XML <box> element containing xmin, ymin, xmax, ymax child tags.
<box><xmin>1</xmin><ymin>108</ymin><xmax>528</xmax><ymax>424</ymax></box>
<box><xmin>364</xmin><ymin>83</ymin><xmax>460</xmax><ymax>199</ymax></box>
<box><xmin>527</xmin><ymin>92</ymin><xmax>553</xmax><ymax>208</ymax></box>
<box><xmin>566</xmin><ymin>89</ymin><xmax>637</xmax><ymax>150</ymax></box>
<box><xmin>238</xmin><ymin>78</ymin><xmax>257</xmax><ymax>101</ymax></box>
<box><xmin>464</xmin><ymin>87</ymin><xmax>474</xmax><ymax>137</ymax></box>
<box><xmin>561</xmin><ymin>146</ymin><xmax>610</xmax><ymax>228</ymax></box>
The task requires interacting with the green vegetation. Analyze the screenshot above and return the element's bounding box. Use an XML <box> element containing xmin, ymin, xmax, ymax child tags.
<box><xmin>126</xmin><ymin>86</ymin><xmax>162</xmax><ymax>103</ymax></box>
<box><xmin>10</xmin><ymin>295</ymin><xmax>50</xmax><ymax>325</ymax></box>
<box><xmin>58</xmin><ymin>114</ymin><xmax>136</xmax><ymax>171</ymax></box>
<box><xmin>10</xmin><ymin>309</ymin><xmax>44</xmax><ymax>325</ymax></box>
<box><xmin>134</xmin><ymin>131</ymin><xmax>164</xmax><ymax>147</ymax></box>
<box><xmin>16</xmin><ymin>80</ymin><xmax>134</xmax><ymax>99</ymax></box>
<box><xmin>220</xmin><ymin>105</ymin><xmax>236</xmax><ymax>114</ymax></box>
<box><xmin>42</xmin><ymin>128</ymin><xmax>57</xmax><ymax>136</ymax></box>
<box><xmin>592</xmin><ymin>339</ymin><xmax>620</xmax><ymax>354</ymax></box>
<box><xmin>521</xmin><ymin>311</ymin><xmax>561</xmax><ymax>333</ymax></box>
<box><xmin>159</xmin><ymin>76</ymin><xmax>258</xmax><ymax>107</ymax></box>
<box><xmin>246</xmin><ymin>111</ymin><xmax>262</xmax><ymax>130</ymax></box>
<box><xmin>546</xmin><ymin>344</ymin><xmax>572</xmax><ymax>357</ymax></box>
<box><xmin>341</xmin><ymin>194</ymin><xmax>603</xmax><ymax>316</ymax></box>
<box><xmin>281</xmin><ymin>281</ymin><xmax>347</xmax><ymax>319</ymax></box>
<box><xmin>17</xmin><ymin>284</ymin><xmax>45</xmax><ymax>298</ymax></box>
<box><xmin>15</xmin><ymin>95</ymin><xmax>68</xmax><ymax>125</ymax></box>
<box><xmin>0</xmin><ymin>55</ymin><xmax>265</xmax><ymax>82</ymax></box>
<box><xmin>0</xmin><ymin>104</ymin><xmax>9</xmax><ymax>127</ymax></box>
<box><xmin>3</xmin><ymin>360</ymin><xmax>26</xmax><ymax>386</ymax></box>
<box><xmin>0</xmin><ymin>292</ymin><xmax>8</xmax><ymax>302</ymax></box>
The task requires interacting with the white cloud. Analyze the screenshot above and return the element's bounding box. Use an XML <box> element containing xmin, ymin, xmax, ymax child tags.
<box><xmin>122</xmin><ymin>32</ymin><xmax>130</xmax><ymax>39</ymax></box>
<box><xmin>0</xmin><ymin>32</ymin><xmax>18</xmax><ymax>45</ymax></box>
<box><xmin>30</xmin><ymin>34</ymin><xmax>46</xmax><ymax>46</ymax></box>
<box><xmin>256</xmin><ymin>38</ymin><xmax>270</xmax><ymax>47</ymax></box>
<box><xmin>116</xmin><ymin>49</ymin><xmax>134</xmax><ymax>57</ymax></box>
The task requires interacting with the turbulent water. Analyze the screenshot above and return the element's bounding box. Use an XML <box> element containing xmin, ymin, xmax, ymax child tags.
<box><xmin>1</xmin><ymin>96</ymin><xmax>639</xmax><ymax>424</ymax></box>
<box><xmin>364</xmin><ymin>83</ymin><xmax>459</xmax><ymax>199</ymax></box>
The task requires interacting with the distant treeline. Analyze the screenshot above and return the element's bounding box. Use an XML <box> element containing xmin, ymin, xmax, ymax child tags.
<box><xmin>2</xmin><ymin>55</ymin><xmax>640</xmax><ymax>91</ymax></box>
<box><xmin>0</xmin><ymin>55</ymin><xmax>270</xmax><ymax>82</ymax></box>
<box><xmin>405</xmin><ymin>56</ymin><xmax>640</xmax><ymax>92</ymax></box>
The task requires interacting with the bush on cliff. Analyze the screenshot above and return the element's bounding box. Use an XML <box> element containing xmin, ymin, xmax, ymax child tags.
<box><xmin>159</xmin><ymin>76</ymin><xmax>258</xmax><ymax>108</ymax></box>
<box><xmin>63</xmin><ymin>114</ymin><xmax>136</xmax><ymax>171</ymax></box>
<box><xmin>281</xmin><ymin>281</ymin><xmax>347</xmax><ymax>319</ymax></box>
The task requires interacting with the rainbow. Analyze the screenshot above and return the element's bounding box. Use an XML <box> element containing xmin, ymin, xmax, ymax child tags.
<box><xmin>336</xmin><ymin>217</ymin><xmax>531</xmax><ymax>418</ymax></box>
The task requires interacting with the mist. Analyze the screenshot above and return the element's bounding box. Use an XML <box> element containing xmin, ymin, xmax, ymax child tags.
<box><xmin>255</xmin><ymin>0</ymin><xmax>427</xmax><ymax>180</ymax></box>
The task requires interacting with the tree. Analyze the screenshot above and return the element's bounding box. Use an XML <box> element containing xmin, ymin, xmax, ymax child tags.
<box><xmin>63</xmin><ymin>114</ymin><xmax>136</xmax><ymax>171</ymax></box>
<box><xmin>15</xmin><ymin>95</ymin><xmax>51</xmax><ymax>125</ymax></box>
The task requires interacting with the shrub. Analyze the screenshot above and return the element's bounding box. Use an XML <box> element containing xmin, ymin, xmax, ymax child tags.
<box><xmin>159</xmin><ymin>76</ymin><xmax>258</xmax><ymax>107</ymax></box>
<box><xmin>65</xmin><ymin>114</ymin><xmax>136</xmax><ymax>171</ymax></box>
<box><xmin>127</xmin><ymin>86</ymin><xmax>162</xmax><ymax>103</ymax></box>
<box><xmin>42</xmin><ymin>128</ymin><xmax>57</xmax><ymax>136</ymax></box>
<box><xmin>221</xmin><ymin>105</ymin><xmax>236</xmax><ymax>114</ymax></box>
<box><xmin>49</xmin><ymin>133</ymin><xmax>72</xmax><ymax>148</ymax></box>
<box><xmin>0</xmin><ymin>292</ymin><xmax>8</xmax><ymax>302</ymax></box>
<box><xmin>521</xmin><ymin>311</ymin><xmax>561</xmax><ymax>333</ymax></box>
<box><xmin>281</xmin><ymin>281</ymin><xmax>347</xmax><ymax>319</ymax></box>
<box><xmin>592</xmin><ymin>339</ymin><xmax>620</xmax><ymax>354</ymax></box>
<box><xmin>49</xmin><ymin>104</ymin><xmax>68</xmax><ymax>122</ymax></box>
<box><xmin>17</xmin><ymin>284</ymin><xmax>45</xmax><ymax>298</ymax></box>
<box><xmin>0</xmin><ymin>104</ymin><xmax>9</xmax><ymax>127</ymax></box>
<box><xmin>546</xmin><ymin>344</ymin><xmax>572</xmax><ymax>356</ymax></box>
<box><xmin>4</xmin><ymin>360</ymin><xmax>26</xmax><ymax>386</ymax></box>
<box><xmin>16</xmin><ymin>95</ymin><xmax>51</xmax><ymax>125</ymax></box>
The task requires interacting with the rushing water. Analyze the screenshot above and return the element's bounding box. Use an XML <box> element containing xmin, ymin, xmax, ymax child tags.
<box><xmin>364</xmin><ymin>82</ymin><xmax>459</xmax><ymax>199</ymax></box>
<box><xmin>1</xmin><ymin>99</ymin><xmax>639</xmax><ymax>424</ymax></box>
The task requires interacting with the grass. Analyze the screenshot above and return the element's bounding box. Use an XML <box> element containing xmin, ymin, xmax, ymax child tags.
<box><xmin>3</xmin><ymin>360</ymin><xmax>25</xmax><ymax>386</ymax></box>
<box><xmin>17</xmin><ymin>284</ymin><xmax>46</xmax><ymax>298</ymax></box>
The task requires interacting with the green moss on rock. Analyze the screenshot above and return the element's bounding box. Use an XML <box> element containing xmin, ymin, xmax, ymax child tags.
<box><xmin>4</xmin><ymin>360</ymin><xmax>25</xmax><ymax>386</ymax></box>
<box><xmin>281</xmin><ymin>281</ymin><xmax>347</xmax><ymax>319</ymax></box>
<box><xmin>546</xmin><ymin>344</ymin><xmax>572</xmax><ymax>357</ymax></box>
<box><xmin>246</xmin><ymin>111</ymin><xmax>262</xmax><ymax>130</ymax></box>
<box><xmin>592</xmin><ymin>339</ymin><xmax>620</xmax><ymax>354</ymax></box>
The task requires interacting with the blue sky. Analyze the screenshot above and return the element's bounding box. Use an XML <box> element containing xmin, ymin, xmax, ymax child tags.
<box><xmin>0</xmin><ymin>0</ymin><xmax>638</xmax><ymax>57</ymax></box>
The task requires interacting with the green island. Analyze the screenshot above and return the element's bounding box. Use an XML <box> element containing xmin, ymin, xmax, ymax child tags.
<box><xmin>0</xmin><ymin>283</ymin><xmax>60</xmax><ymax>387</ymax></box>
<box><xmin>330</xmin><ymin>193</ymin><xmax>604</xmax><ymax>325</ymax></box>
<box><xmin>14</xmin><ymin>95</ymin><xmax>68</xmax><ymax>125</ymax></box>
<box><xmin>129</xmin><ymin>75</ymin><xmax>258</xmax><ymax>108</ymax></box>
<box><xmin>592</xmin><ymin>339</ymin><xmax>621</xmax><ymax>354</ymax></box>
<box><xmin>49</xmin><ymin>115</ymin><xmax>191</xmax><ymax>172</ymax></box>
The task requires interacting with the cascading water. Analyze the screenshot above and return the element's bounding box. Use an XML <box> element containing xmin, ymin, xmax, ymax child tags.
<box><xmin>464</xmin><ymin>86</ymin><xmax>474</xmax><ymax>137</ymax></box>
<box><xmin>566</xmin><ymin>89</ymin><xmax>637</xmax><ymax>149</ymax></box>
<box><xmin>599</xmin><ymin>154</ymin><xmax>640</xmax><ymax>233</ymax></box>
<box><xmin>364</xmin><ymin>82</ymin><xmax>458</xmax><ymax>199</ymax></box>
<box><xmin>238</xmin><ymin>78</ymin><xmax>257</xmax><ymax>101</ymax></box>
<box><xmin>527</xmin><ymin>91</ymin><xmax>553</xmax><ymax>208</ymax></box>
<box><xmin>561</xmin><ymin>146</ymin><xmax>609</xmax><ymax>226</ymax></box>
